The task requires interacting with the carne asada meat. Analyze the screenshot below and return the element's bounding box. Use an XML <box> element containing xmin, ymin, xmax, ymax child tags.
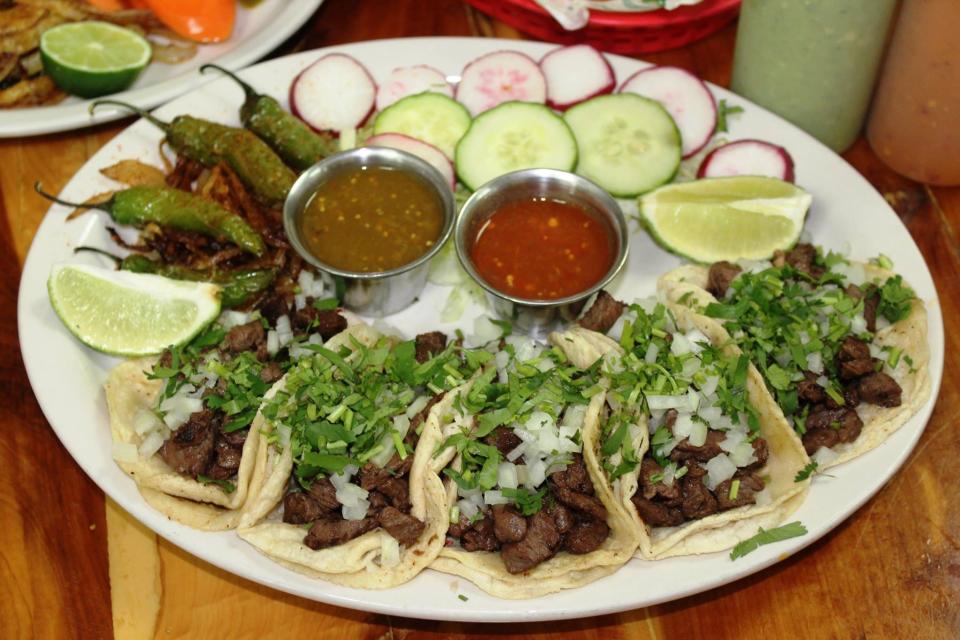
<box><xmin>551</xmin><ymin>486</ymin><xmax>608</xmax><ymax>521</ymax></box>
<box><xmin>577</xmin><ymin>290</ymin><xmax>626</xmax><ymax>333</ymax></box>
<box><xmin>837</xmin><ymin>335</ymin><xmax>872</xmax><ymax>362</ymax></box>
<box><xmin>801</xmin><ymin>427</ymin><xmax>839</xmax><ymax>454</ymax></box>
<box><xmin>501</xmin><ymin>510</ymin><xmax>561</xmax><ymax>574</ymax></box>
<box><xmin>222</xmin><ymin>320</ymin><xmax>266</xmax><ymax>355</ymax></box>
<box><xmin>857</xmin><ymin>372</ymin><xmax>902</xmax><ymax>407</ymax></box>
<box><xmin>563</xmin><ymin>518</ymin><xmax>609</xmax><ymax>554</ymax></box>
<box><xmin>802</xmin><ymin>407</ymin><xmax>863</xmax><ymax>454</ymax></box>
<box><xmin>669</xmin><ymin>429</ymin><xmax>725</xmax><ymax>463</ymax></box>
<box><xmin>715</xmin><ymin>472</ymin><xmax>765</xmax><ymax>511</ymax></box>
<box><xmin>746</xmin><ymin>438</ymin><xmax>769</xmax><ymax>471</ymax></box>
<box><xmin>632</xmin><ymin>495</ymin><xmax>685</xmax><ymax>528</ymax></box>
<box><xmin>547</xmin><ymin>503</ymin><xmax>574</xmax><ymax>535</ymax></box>
<box><xmin>414</xmin><ymin>331</ymin><xmax>448</xmax><ymax>363</ymax></box>
<box><xmin>378</xmin><ymin>506</ymin><xmax>426</xmax><ymax>547</ymax></box>
<box><xmin>358</xmin><ymin>454</ymin><xmax>413</xmax><ymax>492</ymax></box>
<box><xmin>292</xmin><ymin>307</ymin><xmax>347</xmax><ymax>339</ymax></box>
<box><xmin>206</xmin><ymin>439</ymin><xmax>243</xmax><ymax>480</ymax></box>
<box><xmin>304</xmin><ymin>517</ymin><xmax>379</xmax><ymax>550</ymax></box>
<box><xmin>409</xmin><ymin>394</ymin><xmax>442</xmax><ymax>433</ymax></box>
<box><xmin>549</xmin><ymin>455</ymin><xmax>594</xmax><ymax>494</ymax></box>
<box><xmin>282</xmin><ymin>492</ymin><xmax>331</xmax><ymax>524</ymax></box>
<box><xmin>863</xmin><ymin>286</ymin><xmax>880</xmax><ymax>333</ymax></box>
<box><xmin>680</xmin><ymin>476</ymin><xmax>719</xmax><ymax>520</ymax></box>
<box><xmin>839</xmin><ymin>357</ymin><xmax>879</xmax><ymax>381</ymax></box>
<box><xmin>260</xmin><ymin>362</ymin><xmax>284</xmax><ymax>384</ymax></box>
<box><xmin>378</xmin><ymin>477</ymin><xmax>411</xmax><ymax>512</ymax></box>
<box><xmin>492</xmin><ymin>504</ymin><xmax>527</xmax><ymax>543</ymax></box>
<box><xmin>797</xmin><ymin>371</ymin><xmax>826</xmax><ymax>404</ymax></box>
<box><xmin>774</xmin><ymin>243</ymin><xmax>824</xmax><ymax>278</ymax></box>
<box><xmin>639</xmin><ymin>458</ymin><xmax>681</xmax><ymax>503</ymax></box>
<box><xmin>160</xmin><ymin>409</ymin><xmax>217</xmax><ymax>476</ymax></box>
<box><xmin>462</xmin><ymin>516</ymin><xmax>499</xmax><ymax>552</ymax></box>
<box><xmin>306</xmin><ymin>477</ymin><xmax>341</xmax><ymax>512</ymax></box>
<box><xmin>707</xmin><ymin>261</ymin><xmax>742</xmax><ymax>298</ymax></box>
<box><xmin>484</xmin><ymin>426</ymin><xmax>522</xmax><ymax>457</ymax></box>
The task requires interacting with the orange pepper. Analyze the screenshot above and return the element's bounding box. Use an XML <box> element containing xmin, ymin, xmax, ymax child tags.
<box><xmin>141</xmin><ymin>0</ymin><xmax>236</xmax><ymax>44</ymax></box>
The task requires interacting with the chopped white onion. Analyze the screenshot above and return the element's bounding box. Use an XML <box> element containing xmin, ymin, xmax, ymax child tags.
<box><xmin>699</xmin><ymin>405</ymin><xmax>722</xmax><ymax>424</ymax></box>
<box><xmin>729</xmin><ymin>441</ymin><xmax>758</xmax><ymax>467</ymax></box>
<box><xmin>497</xmin><ymin>462</ymin><xmax>519</xmax><ymax>490</ymax></box>
<box><xmin>704</xmin><ymin>453</ymin><xmax>737</xmax><ymax>490</ymax></box>
<box><xmin>380</xmin><ymin>535</ymin><xmax>401</xmax><ymax>567</ymax></box>
<box><xmin>524</xmin><ymin>411</ymin><xmax>553</xmax><ymax>433</ymax></box>
<box><xmin>688</xmin><ymin>421</ymin><xmax>708</xmax><ymax>447</ymax></box>
<box><xmin>673</xmin><ymin>413</ymin><xmax>694</xmax><ymax>440</ymax></box>
<box><xmin>469</xmin><ymin>316</ymin><xmax>502</xmax><ymax>347</ymax></box>
<box><xmin>405</xmin><ymin>395</ymin><xmax>430</xmax><ymax>419</ymax></box>
<box><xmin>647</xmin><ymin>394</ymin><xmax>688</xmax><ymax>410</ymax></box>
<box><xmin>133</xmin><ymin>409</ymin><xmax>162</xmax><ymax>436</ymax></box>
<box><xmin>813</xmin><ymin>446</ymin><xmax>839</xmax><ymax>466</ymax></box>
<box><xmin>607</xmin><ymin>313</ymin><xmax>627</xmax><ymax>342</ymax></box>
<box><xmin>644</xmin><ymin>342</ymin><xmax>660</xmax><ymax>364</ymax></box>
<box><xmin>138</xmin><ymin>431</ymin><xmax>165</xmax><ymax>458</ymax></box>
<box><xmin>806</xmin><ymin>351</ymin><xmax>823</xmax><ymax>374</ymax></box>
<box><xmin>635</xmin><ymin>297</ymin><xmax>658</xmax><ymax>314</ymax></box>
<box><xmin>276</xmin><ymin>315</ymin><xmax>293</xmax><ymax>347</ymax></box>
<box><xmin>219</xmin><ymin>310</ymin><xmax>251</xmax><ymax>329</ymax></box>
<box><xmin>112</xmin><ymin>441</ymin><xmax>139</xmax><ymax>463</ymax></box>
<box><xmin>684</xmin><ymin>329</ymin><xmax>709</xmax><ymax>353</ymax></box>
<box><xmin>505</xmin><ymin>335</ymin><xmax>540</xmax><ymax>363</ymax></box>
<box><xmin>458</xmin><ymin>498</ymin><xmax>479</xmax><ymax>520</ymax></box>
<box><xmin>561</xmin><ymin>404</ymin><xmax>587</xmax><ymax>430</ymax></box>
<box><xmin>662</xmin><ymin>462</ymin><xmax>677</xmax><ymax>488</ymax></box>
<box><xmin>159</xmin><ymin>395</ymin><xmax>203</xmax><ymax>430</ymax></box>
<box><xmin>506</xmin><ymin>443</ymin><xmax>526</xmax><ymax>462</ymax></box>
<box><xmin>816</xmin><ymin>375</ymin><xmax>829</xmax><ymax>387</ymax></box>
<box><xmin>851</xmin><ymin>314</ymin><xmax>867</xmax><ymax>334</ymax></box>
<box><xmin>700</xmin><ymin>374</ymin><xmax>720</xmax><ymax>399</ymax></box>
<box><xmin>483</xmin><ymin>489</ymin><xmax>510</xmax><ymax>505</ymax></box>
<box><xmin>266</xmin><ymin>330</ymin><xmax>280</xmax><ymax>357</ymax></box>
<box><xmin>525</xmin><ymin>459</ymin><xmax>547</xmax><ymax>489</ymax></box>
<box><xmin>294</xmin><ymin>294</ymin><xmax>307</xmax><ymax>311</ymax></box>
<box><xmin>670</xmin><ymin>333</ymin><xmax>692</xmax><ymax>356</ymax></box>
<box><xmin>719</xmin><ymin>429</ymin><xmax>748</xmax><ymax>453</ymax></box>
<box><xmin>335</xmin><ymin>481</ymin><xmax>370</xmax><ymax>520</ymax></box>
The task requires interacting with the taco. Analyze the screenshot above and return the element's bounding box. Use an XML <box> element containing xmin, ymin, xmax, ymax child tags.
<box><xmin>105</xmin><ymin>306</ymin><xmax>351</xmax><ymax>531</ymax></box>
<box><xmin>550</xmin><ymin>296</ymin><xmax>810</xmax><ymax>559</ymax></box>
<box><xmin>237</xmin><ymin>329</ymin><xmax>489</xmax><ymax>589</ymax></box>
<box><xmin>429</xmin><ymin>335</ymin><xmax>639</xmax><ymax>598</ymax></box>
<box><xmin>658</xmin><ymin>243</ymin><xmax>931</xmax><ymax>469</ymax></box>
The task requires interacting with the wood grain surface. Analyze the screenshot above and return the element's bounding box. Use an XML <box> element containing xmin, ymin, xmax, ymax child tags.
<box><xmin>1</xmin><ymin>1</ymin><xmax>958</xmax><ymax>638</ymax></box>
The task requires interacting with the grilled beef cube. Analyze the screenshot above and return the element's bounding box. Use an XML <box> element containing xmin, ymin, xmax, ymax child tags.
<box><xmin>825</xmin><ymin>383</ymin><xmax>861</xmax><ymax>410</ymax></box>
<box><xmin>551</xmin><ymin>486</ymin><xmax>607</xmax><ymax>521</ymax></box>
<box><xmin>639</xmin><ymin>458</ymin><xmax>681</xmax><ymax>503</ymax></box>
<box><xmin>563</xmin><ymin>518</ymin><xmax>609</xmax><ymax>554</ymax></box>
<box><xmin>292</xmin><ymin>307</ymin><xmax>348</xmax><ymax>339</ymax></box>
<box><xmin>680</xmin><ymin>477</ymin><xmax>719</xmax><ymax>520</ymax></box>
<box><xmin>802</xmin><ymin>407</ymin><xmax>863</xmax><ymax>454</ymax></box>
<box><xmin>219</xmin><ymin>424</ymin><xmax>248</xmax><ymax>448</ymax></box>
<box><xmin>160</xmin><ymin>409</ymin><xmax>217</xmax><ymax>476</ymax></box>
<box><xmin>448</xmin><ymin>514</ymin><xmax>471</xmax><ymax>539</ymax></box>
<box><xmin>745</xmin><ymin>438</ymin><xmax>769</xmax><ymax>472</ymax></box>
<box><xmin>501</xmin><ymin>511</ymin><xmax>560</xmax><ymax>574</ymax></box>
<box><xmin>491</xmin><ymin>505</ymin><xmax>527</xmax><ymax>543</ymax></box>
<box><xmin>462</xmin><ymin>516</ymin><xmax>499</xmax><ymax>552</ymax></box>
<box><xmin>258</xmin><ymin>293</ymin><xmax>292</xmax><ymax>326</ymax></box>
<box><xmin>839</xmin><ymin>357</ymin><xmax>879</xmax><ymax>381</ymax></box>
<box><xmin>706</xmin><ymin>261</ymin><xmax>742</xmax><ymax>298</ymax></box>
<box><xmin>781</xmin><ymin>243</ymin><xmax>823</xmax><ymax>277</ymax></box>
<box><xmin>378</xmin><ymin>506</ymin><xmax>426</xmax><ymax>547</ymax></box>
<box><xmin>863</xmin><ymin>286</ymin><xmax>880</xmax><ymax>333</ymax></box>
<box><xmin>662</xmin><ymin>408</ymin><xmax>679</xmax><ymax>429</ymax></box>
<box><xmin>631</xmin><ymin>495</ymin><xmax>684</xmax><ymax>528</ymax></box>
<box><xmin>837</xmin><ymin>335</ymin><xmax>871</xmax><ymax>362</ymax></box>
<box><xmin>260</xmin><ymin>362</ymin><xmax>284</xmax><ymax>384</ymax></box>
<box><xmin>577</xmin><ymin>290</ymin><xmax>626</xmax><ymax>333</ymax></box>
<box><xmin>378</xmin><ymin>477</ymin><xmax>411</xmax><ymax>512</ymax></box>
<box><xmin>669</xmin><ymin>429</ymin><xmax>725</xmax><ymax>463</ymax></box>
<box><xmin>282</xmin><ymin>492</ymin><xmax>328</xmax><ymax>524</ymax></box>
<box><xmin>715</xmin><ymin>472</ymin><xmax>765</xmax><ymax>511</ymax></box>
<box><xmin>547</xmin><ymin>503</ymin><xmax>574</xmax><ymax>535</ymax></box>
<box><xmin>358</xmin><ymin>454</ymin><xmax>413</xmax><ymax>491</ymax></box>
<box><xmin>549</xmin><ymin>455</ymin><xmax>594</xmax><ymax>494</ymax></box>
<box><xmin>222</xmin><ymin>320</ymin><xmax>266</xmax><ymax>354</ymax></box>
<box><xmin>414</xmin><ymin>331</ymin><xmax>447</xmax><ymax>363</ymax></box>
<box><xmin>797</xmin><ymin>371</ymin><xmax>826</xmax><ymax>404</ymax></box>
<box><xmin>367</xmin><ymin>491</ymin><xmax>389</xmax><ymax>513</ymax></box>
<box><xmin>844</xmin><ymin>284</ymin><xmax>863</xmax><ymax>301</ymax></box>
<box><xmin>206</xmin><ymin>439</ymin><xmax>243</xmax><ymax>480</ymax></box>
<box><xmin>304</xmin><ymin>517</ymin><xmax>378</xmax><ymax>550</ymax></box>
<box><xmin>857</xmin><ymin>372</ymin><xmax>902</xmax><ymax>408</ymax></box>
<box><xmin>801</xmin><ymin>427</ymin><xmax>840</xmax><ymax>454</ymax></box>
<box><xmin>306</xmin><ymin>477</ymin><xmax>341</xmax><ymax>512</ymax></box>
<box><xmin>484</xmin><ymin>426</ymin><xmax>523</xmax><ymax>457</ymax></box>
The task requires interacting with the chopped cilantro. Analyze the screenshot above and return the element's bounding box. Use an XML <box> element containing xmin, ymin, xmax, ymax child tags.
<box><xmin>458</xmin><ymin>594</ymin><xmax>469</xmax><ymax>602</ymax></box>
<box><xmin>501</xmin><ymin>487</ymin><xmax>547</xmax><ymax>516</ymax></box>
<box><xmin>794</xmin><ymin>461</ymin><xmax>818</xmax><ymax>482</ymax></box>
<box><xmin>715</xmin><ymin>99</ymin><xmax>744</xmax><ymax>134</ymax></box>
<box><xmin>197</xmin><ymin>474</ymin><xmax>236</xmax><ymax>493</ymax></box>
<box><xmin>729</xmin><ymin>521</ymin><xmax>807</xmax><ymax>560</ymax></box>
<box><xmin>312</xmin><ymin>297</ymin><xmax>340</xmax><ymax>311</ymax></box>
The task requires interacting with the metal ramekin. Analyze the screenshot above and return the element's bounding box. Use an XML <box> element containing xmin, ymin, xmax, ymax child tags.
<box><xmin>284</xmin><ymin>147</ymin><xmax>455</xmax><ymax>317</ymax></box>
<box><xmin>455</xmin><ymin>168</ymin><xmax>629</xmax><ymax>336</ymax></box>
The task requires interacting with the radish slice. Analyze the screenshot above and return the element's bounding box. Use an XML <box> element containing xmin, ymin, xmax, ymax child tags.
<box><xmin>375</xmin><ymin>65</ymin><xmax>453</xmax><ymax>112</ymax></box>
<box><xmin>697</xmin><ymin>139</ymin><xmax>796</xmax><ymax>182</ymax></box>
<box><xmin>619</xmin><ymin>66</ymin><xmax>717</xmax><ymax>158</ymax></box>
<box><xmin>540</xmin><ymin>44</ymin><xmax>615</xmax><ymax>111</ymax></box>
<box><xmin>365</xmin><ymin>133</ymin><xmax>456</xmax><ymax>189</ymax></box>
<box><xmin>455</xmin><ymin>50</ymin><xmax>546</xmax><ymax>116</ymax></box>
<box><xmin>290</xmin><ymin>53</ymin><xmax>376</xmax><ymax>133</ymax></box>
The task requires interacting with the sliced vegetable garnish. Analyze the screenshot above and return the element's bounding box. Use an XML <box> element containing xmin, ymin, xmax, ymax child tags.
<box><xmin>729</xmin><ymin>521</ymin><xmax>808</xmax><ymax>560</ymax></box>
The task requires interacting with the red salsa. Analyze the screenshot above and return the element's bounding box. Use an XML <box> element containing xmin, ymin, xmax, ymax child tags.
<box><xmin>469</xmin><ymin>198</ymin><xmax>615</xmax><ymax>300</ymax></box>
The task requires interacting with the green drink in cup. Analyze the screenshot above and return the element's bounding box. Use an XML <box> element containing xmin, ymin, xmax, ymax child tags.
<box><xmin>730</xmin><ymin>0</ymin><xmax>897</xmax><ymax>153</ymax></box>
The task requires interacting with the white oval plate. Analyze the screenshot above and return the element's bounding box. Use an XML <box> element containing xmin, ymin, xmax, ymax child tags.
<box><xmin>17</xmin><ymin>37</ymin><xmax>943</xmax><ymax>622</ymax></box>
<box><xmin>0</xmin><ymin>0</ymin><xmax>323</xmax><ymax>138</ymax></box>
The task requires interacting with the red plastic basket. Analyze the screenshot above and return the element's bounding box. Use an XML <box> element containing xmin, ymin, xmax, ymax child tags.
<box><xmin>466</xmin><ymin>0</ymin><xmax>741</xmax><ymax>55</ymax></box>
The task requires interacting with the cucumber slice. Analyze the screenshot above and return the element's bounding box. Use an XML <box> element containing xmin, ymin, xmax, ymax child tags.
<box><xmin>455</xmin><ymin>101</ymin><xmax>577</xmax><ymax>191</ymax></box>
<box><xmin>373</xmin><ymin>92</ymin><xmax>471</xmax><ymax>158</ymax></box>
<box><xmin>564</xmin><ymin>93</ymin><xmax>681</xmax><ymax>197</ymax></box>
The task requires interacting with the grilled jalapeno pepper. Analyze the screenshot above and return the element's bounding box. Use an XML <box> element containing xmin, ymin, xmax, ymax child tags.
<box><xmin>201</xmin><ymin>64</ymin><xmax>337</xmax><ymax>171</ymax></box>
<box><xmin>90</xmin><ymin>100</ymin><xmax>296</xmax><ymax>205</ymax></box>
<box><xmin>76</xmin><ymin>248</ymin><xmax>277</xmax><ymax>308</ymax></box>
<box><xmin>36</xmin><ymin>182</ymin><xmax>265</xmax><ymax>256</ymax></box>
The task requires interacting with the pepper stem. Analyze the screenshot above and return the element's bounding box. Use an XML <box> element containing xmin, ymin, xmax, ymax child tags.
<box><xmin>89</xmin><ymin>100</ymin><xmax>170</xmax><ymax>132</ymax></box>
<box><xmin>34</xmin><ymin>182</ymin><xmax>112</xmax><ymax>213</ymax></box>
<box><xmin>74</xmin><ymin>246</ymin><xmax>122</xmax><ymax>266</ymax></box>
<box><xmin>200</xmin><ymin>64</ymin><xmax>259</xmax><ymax>103</ymax></box>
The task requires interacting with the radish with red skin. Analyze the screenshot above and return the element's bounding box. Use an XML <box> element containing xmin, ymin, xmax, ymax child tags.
<box><xmin>290</xmin><ymin>53</ymin><xmax>377</xmax><ymax>133</ymax></box>
<box><xmin>697</xmin><ymin>139</ymin><xmax>796</xmax><ymax>182</ymax></box>
<box><xmin>455</xmin><ymin>50</ymin><xmax>546</xmax><ymax>116</ymax></box>
<box><xmin>375</xmin><ymin>65</ymin><xmax>453</xmax><ymax>112</ymax></box>
<box><xmin>540</xmin><ymin>44</ymin><xmax>615</xmax><ymax>111</ymax></box>
<box><xmin>365</xmin><ymin>133</ymin><xmax>456</xmax><ymax>189</ymax></box>
<box><xmin>619</xmin><ymin>66</ymin><xmax>717</xmax><ymax>159</ymax></box>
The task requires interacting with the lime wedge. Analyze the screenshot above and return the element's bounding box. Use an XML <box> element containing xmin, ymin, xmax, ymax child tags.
<box><xmin>40</xmin><ymin>21</ymin><xmax>151</xmax><ymax>99</ymax></box>
<box><xmin>48</xmin><ymin>264</ymin><xmax>221</xmax><ymax>357</ymax></box>
<box><xmin>639</xmin><ymin>176</ymin><xmax>812</xmax><ymax>263</ymax></box>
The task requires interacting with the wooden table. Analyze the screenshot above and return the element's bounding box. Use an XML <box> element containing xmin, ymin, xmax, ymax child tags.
<box><xmin>2</xmin><ymin>1</ymin><xmax>957</xmax><ymax>638</ymax></box>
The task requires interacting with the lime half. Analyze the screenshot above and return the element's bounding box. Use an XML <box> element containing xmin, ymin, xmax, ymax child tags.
<box><xmin>40</xmin><ymin>21</ymin><xmax>151</xmax><ymax>99</ymax></box>
<box><xmin>48</xmin><ymin>264</ymin><xmax>221</xmax><ymax>357</ymax></box>
<box><xmin>640</xmin><ymin>176</ymin><xmax>812</xmax><ymax>263</ymax></box>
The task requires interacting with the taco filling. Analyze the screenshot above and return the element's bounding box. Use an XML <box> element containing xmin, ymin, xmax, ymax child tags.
<box><xmin>440</xmin><ymin>337</ymin><xmax>610</xmax><ymax>574</ymax></box>
<box><xmin>698</xmin><ymin>244</ymin><xmax>914</xmax><ymax>462</ymax></box>
<box><xmin>594</xmin><ymin>299</ymin><xmax>771</xmax><ymax>529</ymax></box>
<box><xmin>143</xmin><ymin>301</ymin><xmax>347</xmax><ymax>492</ymax></box>
<box><xmin>263</xmin><ymin>331</ymin><xmax>481</xmax><ymax>553</ymax></box>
